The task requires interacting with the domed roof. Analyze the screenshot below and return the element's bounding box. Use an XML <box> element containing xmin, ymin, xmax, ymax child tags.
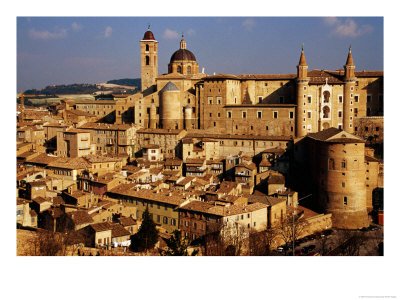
<box><xmin>143</xmin><ymin>30</ymin><xmax>155</xmax><ymax>41</ymax></box>
<box><xmin>170</xmin><ymin>49</ymin><xmax>197</xmax><ymax>63</ymax></box>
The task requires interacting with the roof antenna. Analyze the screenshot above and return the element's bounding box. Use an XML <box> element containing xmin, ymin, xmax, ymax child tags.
<box><xmin>349</xmin><ymin>44</ymin><xmax>352</xmax><ymax>52</ymax></box>
<box><xmin>302</xmin><ymin>43</ymin><xmax>304</xmax><ymax>52</ymax></box>
<box><xmin>147</xmin><ymin>23</ymin><xmax>151</xmax><ymax>30</ymax></box>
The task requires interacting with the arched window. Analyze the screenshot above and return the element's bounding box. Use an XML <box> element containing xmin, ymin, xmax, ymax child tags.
<box><xmin>329</xmin><ymin>158</ymin><xmax>335</xmax><ymax>170</ymax></box>
<box><xmin>323</xmin><ymin>106</ymin><xmax>330</xmax><ymax>118</ymax></box>
<box><xmin>177</xmin><ymin>65</ymin><xmax>182</xmax><ymax>73</ymax></box>
<box><xmin>145</xmin><ymin>44</ymin><xmax>149</xmax><ymax>52</ymax></box>
<box><xmin>323</xmin><ymin>91</ymin><xmax>330</xmax><ymax>103</ymax></box>
<box><xmin>187</xmin><ymin>66</ymin><xmax>192</xmax><ymax>74</ymax></box>
<box><xmin>145</xmin><ymin>56</ymin><xmax>150</xmax><ymax>65</ymax></box>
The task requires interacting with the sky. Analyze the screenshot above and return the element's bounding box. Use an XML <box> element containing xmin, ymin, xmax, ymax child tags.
<box><xmin>17</xmin><ymin>16</ymin><xmax>383</xmax><ymax>91</ymax></box>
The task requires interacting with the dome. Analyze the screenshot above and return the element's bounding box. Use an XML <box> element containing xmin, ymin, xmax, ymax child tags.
<box><xmin>160</xmin><ymin>81</ymin><xmax>180</xmax><ymax>93</ymax></box>
<box><xmin>170</xmin><ymin>49</ymin><xmax>197</xmax><ymax>63</ymax></box>
<box><xmin>143</xmin><ymin>30</ymin><xmax>155</xmax><ymax>40</ymax></box>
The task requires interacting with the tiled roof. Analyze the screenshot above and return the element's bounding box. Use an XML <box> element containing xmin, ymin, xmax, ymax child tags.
<box><xmin>307</xmin><ymin>127</ymin><xmax>343</xmax><ymax>141</ymax></box>
<box><xmin>307</xmin><ymin>127</ymin><xmax>363</xmax><ymax>143</ymax></box>
<box><xmin>90</xmin><ymin>221</ymin><xmax>113</xmax><ymax>232</ymax></box>
<box><xmin>180</xmin><ymin>201</ymin><xmax>268</xmax><ymax>217</ymax></box>
<box><xmin>78</xmin><ymin>122</ymin><xmax>134</xmax><ymax>131</ymax></box>
<box><xmin>185</xmin><ymin>158</ymin><xmax>205</xmax><ymax>165</ymax></box>
<box><xmin>136</xmin><ymin>128</ymin><xmax>186</xmax><ymax>135</ymax></box>
<box><xmin>26</xmin><ymin>153</ymin><xmax>59</xmax><ymax>165</ymax></box>
<box><xmin>48</xmin><ymin>157</ymin><xmax>90</xmax><ymax>170</ymax></box>
<box><xmin>84</xmin><ymin>155</ymin><xmax>122</xmax><ymax>163</ymax></box>
<box><xmin>268</xmin><ymin>174</ymin><xmax>285</xmax><ymax>184</ymax></box>
<box><xmin>119</xmin><ymin>216</ymin><xmax>137</xmax><ymax>227</ymax></box>
<box><xmin>111</xmin><ymin>223</ymin><xmax>131</xmax><ymax>237</ymax></box>
<box><xmin>68</xmin><ymin>210</ymin><xmax>94</xmax><ymax>225</ymax></box>
<box><xmin>164</xmin><ymin>158</ymin><xmax>183</xmax><ymax>166</ymax></box>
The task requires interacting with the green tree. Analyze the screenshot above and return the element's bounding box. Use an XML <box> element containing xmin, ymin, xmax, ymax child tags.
<box><xmin>159</xmin><ymin>230</ymin><xmax>198</xmax><ymax>256</ymax></box>
<box><xmin>131</xmin><ymin>207</ymin><xmax>159</xmax><ymax>252</ymax></box>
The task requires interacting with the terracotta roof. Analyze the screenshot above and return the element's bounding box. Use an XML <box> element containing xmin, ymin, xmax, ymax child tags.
<box><xmin>180</xmin><ymin>201</ymin><xmax>267</xmax><ymax>217</ymax></box>
<box><xmin>307</xmin><ymin>127</ymin><xmax>364</xmax><ymax>143</ymax></box>
<box><xmin>164</xmin><ymin>158</ymin><xmax>183</xmax><ymax>166</ymax></box>
<box><xmin>261</xmin><ymin>147</ymin><xmax>286</xmax><ymax>154</ymax></box>
<box><xmin>248</xmin><ymin>195</ymin><xmax>286</xmax><ymax>206</ymax></box>
<box><xmin>90</xmin><ymin>222</ymin><xmax>113</xmax><ymax>232</ymax></box>
<box><xmin>136</xmin><ymin>128</ymin><xmax>186</xmax><ymax>135</ymax></box>
<box><xmin>142</xmin><ymin>144</ymin><xmax>160</xmax><ymax>149</ymax></box>
<box><xmin>365</xmin><ymin>155</ymin><xmax>382</xmax><ymax>163</ymax></box>
<box><xmin>48</xmin><ymin>157</ymin><xmax>90</xmax><ymax>170</ymax></box>
<box><xmin>186</xmin><ymin>131</ymin><xmax>291</xmax><ymax>141</ymax></box>
<box><xmin>268</xmin><ymin>174</ymin><xmax>285</xmax><ymax>184</ymax></box>
<box><xmin>111</xmin><ymin>223</ymin><xmax>131</xmax><ymax>237</ymax></box>
<box><xmin>298</xmin><ymin>48</ymin><xmax>307</xmax><ymax>65</ymax></box>
<box><xmin>307</xmin><ymin>70</ymin><xmax>344</xmax><ymax>84</ymax></box>
<box><xmin>28</xmin><ymin>180</ymin><xmax>47</xmax><ymax>187</ymax></box>
<box><xmin>68</xmin><ymin>210</ymin><xmax>94</xmax><ymax>225</ymax></box>
<box><xmin>26</xmin><ymin>153</ymin><xmax>59</xmax><ymax>165</ymax></box>
<box><xmin>78</xmin><ymin>122</ymin><xmax>134</xmax><ymax>131</ymax></box>
<box><xmin>218</xmin><ymin>181</ymin><xmax>239</xmax><ymax>194</ymax></box>
<box><xmin>185</xmin><ymin>158</ymin><xmax>205</xmax><ymax>165</ymax></box>
<box><xmin>354</xmin><ymin>71</ymin><xmax>383</xmax><ymax>77</ymax></box>
<box><xmin>108</xmin><ymin>185</ymin><xmax>187</xmax><ymax>206</ymax></box>
<box><xmin>119</xmin><ymin>216</ymin><xmax>137</xmax><ymax>227</ymax></box>
<box><xmin>84</xmin><ymin>155</ymin><xmax>122</xmax><ymax>164</ymax></box>
<box><xmin>259</xmin><ymin>160</ymin><xmax>272</xmax><ymax>167</ymax></box>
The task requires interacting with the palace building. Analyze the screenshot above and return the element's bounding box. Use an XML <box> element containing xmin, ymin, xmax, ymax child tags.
<box><xmin>116</xmin><ymin>28</ymin><xmax>383</xmax><ymax>140</ymax></box>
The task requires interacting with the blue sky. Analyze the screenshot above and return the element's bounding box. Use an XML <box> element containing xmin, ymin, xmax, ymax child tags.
<box><xmin>17</xmin><ymin>17</ymin><xmax>383</xmax><ymax>91</ymax></box>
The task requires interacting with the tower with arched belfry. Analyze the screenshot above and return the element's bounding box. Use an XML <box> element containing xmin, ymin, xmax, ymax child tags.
<box><xmin>140</xmin><ymin>27</ymin><xmax>158</xmax><ymax>92</ymax></box>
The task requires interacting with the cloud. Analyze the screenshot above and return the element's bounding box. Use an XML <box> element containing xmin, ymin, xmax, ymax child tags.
<box><xmin>242</xmin><ymin>18</ymin><xmax>256</xmax><ymax>31</ymax></box>
<box><xmin>163</xmin><ymin>28</ymin><xmax>179</xmax><ymax>40</ymax></box>
<box><xmin>324</xmin><ymin>18</ymin><xmax>374</xmax><ymax>37</ymax></box>
<box><xmin>186</xmin><ymin>28</ymin><xmax>195</xmax><ymax>36</ymax></box>
<box><xmin>104</xmin><ymin>26</ymin><xmax>112</xmax><ymax>38</ymax></box>
<box><xmin>71</xmin><ymin>22</ymin><xmax>83</xmax><ymax>32</ymax></box>
<box><xmin>28</xmin><ymin>28</ymin><xmax>67</xmax><ymax>40</ymax></box>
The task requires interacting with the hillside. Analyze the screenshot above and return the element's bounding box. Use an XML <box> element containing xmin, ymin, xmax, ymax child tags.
<box><xmin>24</xmin><ymin>78</ymin><xmax>141</xmax><ymax>96</ymax></box>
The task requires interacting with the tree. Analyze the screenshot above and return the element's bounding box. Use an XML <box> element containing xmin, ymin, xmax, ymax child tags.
<box><xmin>130</xmin><ymin>207</ymin><xmax>159</xmax><ymax>252</ymax></box>
<box><xmin>278</xmin><ymin>212</ymin><xmax>308</xmax><ymax>255</ymax></box>
<box><xmin>159</xmin><ymin>230</ymin><xmax>198</xmax><ymax>256</ymax></box>
<box><xmin>248</xmin><ymin>227</ymin><xmax>279</xmax><ymax>256</ymax></box>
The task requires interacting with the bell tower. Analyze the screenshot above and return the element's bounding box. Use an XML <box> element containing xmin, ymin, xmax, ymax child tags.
<box><xmin>140</xmin><ymin>26</ymin><xmax>158</xmax><ymax>92</ymax></box>
<box><xmin>343</xmin><ymin>46</ymin><xmax>356</xmax><ymax>133</ymax></box>
<box><xmin>296</xmin><ymin>44</ymin><xmax>310</xmax><ymax>137</ymax></box>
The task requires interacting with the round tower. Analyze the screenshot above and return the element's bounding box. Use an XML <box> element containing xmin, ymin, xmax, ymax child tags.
<box><xmin>315</xmin><ymin>133</ymin><xmax>369</xmax><ymax>229</ymax></box>
<box><xmin>140</xmin><ymin>27</ymin><xmax>158</xmax><ymax>92</ymax></box>
<box><xmin>159</xmin><ymin>82</ymin><xmax>182</xmax><ymax>129</ymax></box>
<box><xmin>343</xmin><ymin>46</ymin><xmax>356</xmax><ymax>133</ymax></box>
<box><xmin>296</xmin><ymin>45</ymin><xmax>310</xmax><ymax>137</ymax></box>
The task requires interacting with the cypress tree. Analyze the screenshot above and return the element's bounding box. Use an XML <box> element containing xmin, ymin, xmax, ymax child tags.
<box><xmin>131</xmin><ymin>206</ymin><xmax>159</xmax><ymax>252</ymax></box>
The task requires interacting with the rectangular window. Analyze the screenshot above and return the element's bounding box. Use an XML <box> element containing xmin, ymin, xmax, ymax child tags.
<box><xmin>217</xmin><ymin>97</ymin><xmax>222</xmax><ymax>104</ymax></box>
<box><xmin>355</xmin><ymin>95</ymin><xmax>359</xmax><ymax>102</ymax></box>
<box><xmin>258</xmin><ymin>96</ymin><xmax>263</xmax><ymax>104</ymax></box>
<box><xmin>289</xmin><ymin>111</ymin><xmax>294</xmax><ymax>119</ymax></box>
<box><xmin>208</xmin><ymin>97</ymin><xmax>213</xmax><ymax>104</ymax></box>
<box><xmin>342</xmin><ymin>182</ymin><xmax>345</xmax><ymax>188</ymax></box>
<box><xmin>163</xmin><ymin>217</ymin><xmax>168</xmax><ymax>224</ymax></box>
<box><xmin>338</xmin><ymin>111</ymin><xmax>342</xmax><ymax>118</ymax></box>
<box><xmin>307</xmin><ymin>96</ymin><xmax>312</xmax><ymax>104</ymax></box>
<box><xmin>273</xmin><ymin>111</ymin><xmax>278</xmax><ymax>119</ymax></box>
<box><xmin>242</xmin><ymin>111</ymin><xmax>247</xmax><ymax>118</ymax></box>
<box><xmin>344</xmin><ymin>197</ymin><xmax>348</xmax><ymax>206</ymax></box>
<box><xmin>257</xmin><ymin>111</ymin><xmax>262</xmax><ymax>119</ymax></box>
<box><xmin>307</xmin><ymin>111</ymin><xmax>311</xmax><ymax>119</ymax></box>
<box><xmin>338</xmin><ymin>95</ymin><xmax>343</xmax><ymax>103</ymax></box>
<box><xmin>227</xmin><ymin>111</ymin><xmax>232</xmax><ymax>118</ymax></box>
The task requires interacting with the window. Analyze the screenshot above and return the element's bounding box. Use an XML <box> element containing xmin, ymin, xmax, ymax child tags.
<box><xmin>227</xmin><ymin>111</ymin><xmax>232</xmax><ymax>118</ymax></box>
<box><xmin>177</xmin><ymin>66</ymin><xmax>182</xmax><ymax>73</ymax></box>
<box><xmin>208</xmin><ymin>97</ymin><xmax>213</xmax><ymax>104</ymax></box>
<box><xmin>342</xmin><ymin>182</ymin><xmax>345</xmax><ymax>188</ymax></box>
<box><xmin>145</xmin><ymin>56</ymin><xmax>150</xmax><ymax>65</ymax></box>
<box><xmin>163</xmin><ymin>217</ymin><xmax>168</xmax><ymax>224</ymax></box>
<box><xmin>376</xmin><ymin>127</ymin><xmax>380</xmax><ymax>132</ymax></box>
<box><xmin>338</xmin><ymin>111</ymin><xmax>342</xmax><ymax>118</ymax></box>
<box><xmin>217</xmin><ymin>97</ymin><xmax>222</xmax><ymax>104</ymax></box>
<box><xmin>289</xmin><ymin>111</ymin><xmax>294</xmax><ymax>119</ymax></box>
<box><xmin>266</xmin><ymin>126</ymin><xmax>269</xmax><ymax>130</ymax></box>
<box><xmin>258</xmin><ymin>96</ymin><xmax>263</xmax><ymax>104</ymax></box>
<box><xmin>338</xmin><ymin>95</ymin><xmax>343</xmax><ymax>103</ymax></box>
<box><xmin>341</xmin><ymin>161</ymin><xmax>346</xmax><ymax>169</ymax></box>
<box><xmin>242</xmin><ymin>111</ymin><xmax>247</xmax><ymax>118</ymax></box>
<box><xmin>145</xmin><ymin>44</ymin><xmax>149</xmax><ymax>52</ymax></box>
<box><xmin>307</xmin><ymin>96</ymin><xmax>312</xmax><ymax>104</ymax></box>
<box><xmin>307</xmin><ymin>111</ymin><xmax>312</xmax><ymax>119</ymax></box>
<box><xmin>343</xmin><ymin>197</ymin><xmax>348</xmax><ymax>206</ymax></box>
<box><xmin>171</xmin><ymin>219</ymin><xmax>176</xmax><ymax>226</ymax></box>
<box><xmin>257</xmin><ymin>111</ymin><xmax>262</xmax><ymax>119</ymax></box>
<box><xmin>355</xmin><ymin>95</ymin><xmax>359</xmax><ymax>102</ymax></box>
<box><xmin>187</xmin><ymin>66</ymin><xmax>191</xmax><ymax>74</ymax></box>
<box><xmin>273</xmin><ymin>111</ymin><xmax>278</xmax><ymax>119</ymax></box>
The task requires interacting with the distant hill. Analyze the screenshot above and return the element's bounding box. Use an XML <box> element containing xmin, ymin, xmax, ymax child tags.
<box><xmin>24</xmin><ymin>78</ymin><xmax>141</xmax><ymax>96</ymax></box>
<box><xmin>107</xmin><ymin>78</ymin><xmax>141</xmax><ymax>87</ymax></box>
